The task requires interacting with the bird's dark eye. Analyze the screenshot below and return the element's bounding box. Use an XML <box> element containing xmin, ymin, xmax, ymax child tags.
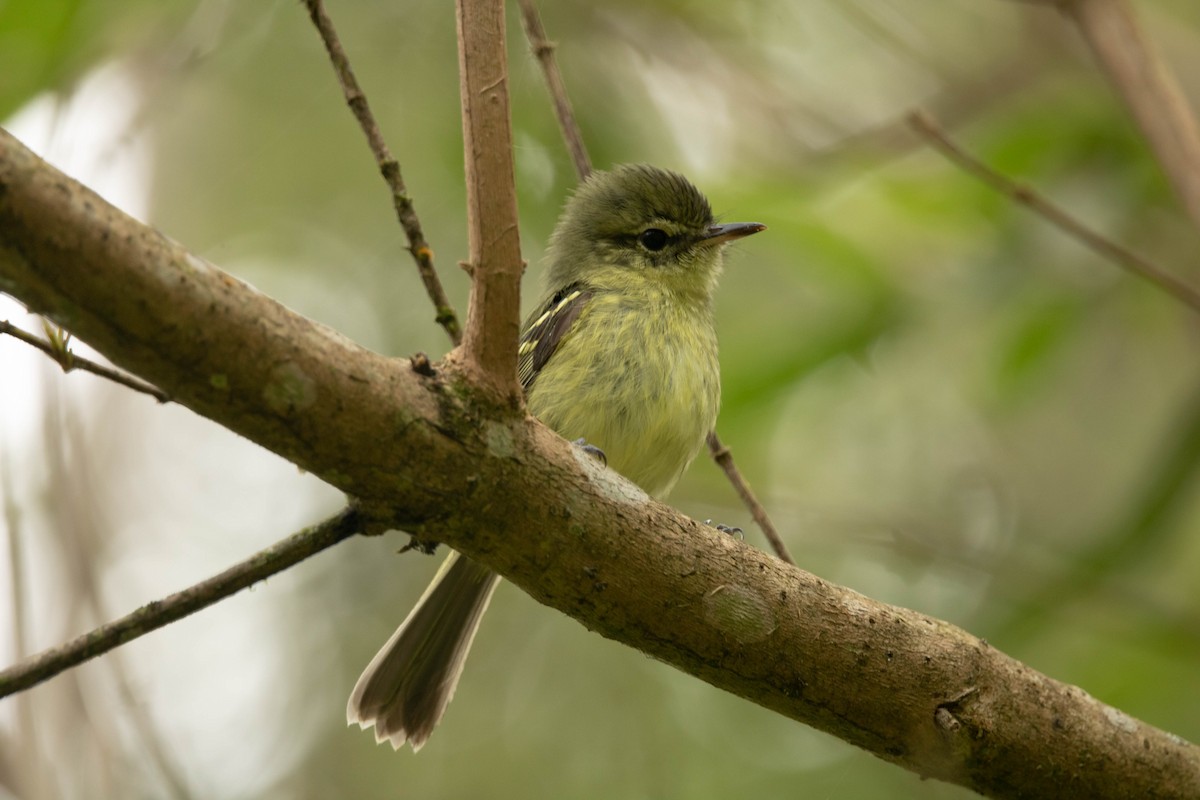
<box><xmin>638</xmin><ymin>228</ymin><xmax>668</xmax><ymax>252</ymax></box>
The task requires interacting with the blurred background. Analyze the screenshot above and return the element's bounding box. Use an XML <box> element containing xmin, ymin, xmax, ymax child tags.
<box><xmin>2</xmin><ymin>0</ymin><xmax>1199</xmax><ymax>797</ymax></box>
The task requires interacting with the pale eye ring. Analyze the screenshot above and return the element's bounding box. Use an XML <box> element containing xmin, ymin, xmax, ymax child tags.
<box><xmin>638</xmin><ymin>228</ymin><xmax>668</xmax><ymax>251</ymax></box>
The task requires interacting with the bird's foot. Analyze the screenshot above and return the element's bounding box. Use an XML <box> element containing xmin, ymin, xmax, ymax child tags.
<box><xmin>705</xmin><ymin>520</ymin><xmax>744</xmax><ymax>539</ymax></box>
<box><xmin>572</xmin><ymin>438</ymin><xmax>607</xmax><ymax>467</ymax></box>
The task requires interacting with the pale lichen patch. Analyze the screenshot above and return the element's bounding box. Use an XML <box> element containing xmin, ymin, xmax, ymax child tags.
<box><xmin>573</xmin><ymin>445</ymin><xmax>649</xmax><ymax>505</ymax></box>
<box><xmin>704</xmin><ymin>583</ymin><xmax>776</xmax><ymax>644</ymax></box>
<box><xmin>1103</xmin><ymin>704</ymin><xmax>1138</xmax><ymax>734</ymax></box>
<box><xmin>263</xmin><ymin>362</ymin><xmax>317</xmax><ymax>415</ymax></box>
<box><xmin>484</xmin><ymin>420</ymin><xmax>516</xmax><ymax>458</ymax></box>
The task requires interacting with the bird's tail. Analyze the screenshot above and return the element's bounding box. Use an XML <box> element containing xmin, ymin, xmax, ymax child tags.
<box><xmin>347</xmin><ymin>552</ymin><xmax>501</xmax><ymax>751</ymax></box>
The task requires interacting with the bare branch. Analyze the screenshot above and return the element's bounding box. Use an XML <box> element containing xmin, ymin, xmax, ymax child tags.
<box><xmin>908</xmin><ymin>110</ymin><xmax>1200</xmax><ymax>313</ymax></box>
<box><xmin>302</xmin><ymin>0</ymin><xmax>462</xmax><ymax>345</ymax></box>
<box><xmin>454</xmin><ymin>0</ymin><xmax>524</xmax><ymax>393</ymax></box>
<box><xmin>706</xmin><ymin>432</ymin><xmax>794</xmax><ymax>565</ymax></box>
<box><xmin>0</xmin><ymin>127</ymin><xmax>445</xmax><ymax>485</ymax></box>
<box><xmin>517</xmin><ymin>0</ymin><xmax>593</xmax><ymax>180</ymax></box>
<box><xmin>0</xmin><ymin>507</ymin><xmax>363</xmax><ymax>698</ymax></box>
<box><xmin>3</xmin><ymin>103</ymin><xmax>1198</xmax><ymax>800</ymax></box>
<box><xmin>1</xmin><ymin>319</ymin><xmax>171</xmax><ymax>401</ymax></box>
<box><xmin>1062</xmin><ymin>0</ymin><xmax>1200</xmax><ymax>230</ymax></box>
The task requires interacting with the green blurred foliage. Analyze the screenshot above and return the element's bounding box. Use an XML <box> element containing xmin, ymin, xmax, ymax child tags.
<box><xmin>3</xmin><ymin>0</ymin><xmax>1199</xmax><ymax>798</ymax></box>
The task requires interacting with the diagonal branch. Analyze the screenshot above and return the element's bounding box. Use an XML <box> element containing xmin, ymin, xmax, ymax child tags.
<box><xmin>0</xmin><ymin>508</ymin><xmax>364</xmax><ymax>697</ymax></box>
<box><xmin>1061</xmin><ymin>0</ymin><xmax>1200</xmax><ymax>231</ymax></box>
<box><xmin>302</xmin><ymin>0</ymin><xmax>462</xmax><ymax>345</ymax></box>
<box><xmin>1</xmin><ymin>319</ymin><xmax>170</xmax><ymax>401</ymax></box>
<box><xmin>706</xmin><ymin>432</ymin><xmax>794</xmax><ymax>565</ymax></box>
<box><xmin>909</xmin><ymin>109</ymin><xmax>1200</xmax><ymax>313</ymax></box>
<box><xmin>517</xmin><ymin>0</ymin><xmax>592</xmax><ymax>180</ymax></box>
<box><xmin>2</xmin><ymin>116</ymin><xmax>1197</xmax><ymax>800</ymax></box>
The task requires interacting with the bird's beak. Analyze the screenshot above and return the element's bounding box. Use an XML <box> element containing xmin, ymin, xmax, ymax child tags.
<box><xmin>699</xmin><ymin>222</ymin><xmax>767</xmax><ymax>248</ymax></box>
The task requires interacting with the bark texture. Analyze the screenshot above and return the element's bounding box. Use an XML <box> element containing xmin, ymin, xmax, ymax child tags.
<box><xmin>1</xmin><ymin>128</ymin><xmax>1198</xmax><ymax>799</ymax></box>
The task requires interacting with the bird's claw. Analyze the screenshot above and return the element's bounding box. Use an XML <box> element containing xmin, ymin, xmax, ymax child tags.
<box><xmin>572</xmin><ymin>438</ymin><xmax>607</xmax><ymax>466</ymax></box>
<box><xmin>705</xmin><ymin>519</ymin><xmax>744</xmax><ymax>539</ymax></box>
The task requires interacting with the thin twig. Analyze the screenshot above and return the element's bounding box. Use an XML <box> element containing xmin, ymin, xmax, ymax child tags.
<box><xmin>1</xmin><ymin>320</ymin><xmax>171</xmax><ymax>402</ymax></box>
<box><xmin>707</xmin><ymin>432</ymin><xmax>795</xmax><ymax>565</ymax></box>
<box><xmin>302</xmin><ymin>0</ymin><xmax>462</xmax><ymax>346</ymax></box>
<box><xmin>804</xmin><ymin>24</ymin><xmax>1060</xmax><ymax>175</ymax></box>
<box><xmin>1062</xmin><ymin>0</ymin><xmax>1200</xmax><ymax>230</ymax></box>
<box><xmin>516</xmin><ymin>0</ymin><xmax>788</xmax><ymax>561</ymax></box>
<box><xmin>908</xmin><ymin>109</ymin><xmax>1200</xmax><ymax>314</ymax></box>
<box><xmin>516</xmin><ymin>0</ymin><xmax>592</xmax><ymax>180</ymax></box>
<box><xmin>0</xmin><ymin>507</ymin><xmax>363</xmax><ymax>698</ymax></box>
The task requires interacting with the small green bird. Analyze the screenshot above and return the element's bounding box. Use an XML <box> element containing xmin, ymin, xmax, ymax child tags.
<box><xmin>347</xmin><ymin>164</ymin><xmax>764</xmax><ymax>750</ymax></box>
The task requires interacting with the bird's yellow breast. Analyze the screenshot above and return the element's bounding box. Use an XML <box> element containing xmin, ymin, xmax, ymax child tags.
<box><xmin>526</xmin><ymin>289</ymin><xmax>719</xmax><ymax>499</ymax></box>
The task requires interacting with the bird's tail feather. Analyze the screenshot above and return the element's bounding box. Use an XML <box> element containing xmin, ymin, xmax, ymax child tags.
<box><xmin>347</xmin><ymin>552</ymin><xmax>500</xmax><ymax>751</ymax></box>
